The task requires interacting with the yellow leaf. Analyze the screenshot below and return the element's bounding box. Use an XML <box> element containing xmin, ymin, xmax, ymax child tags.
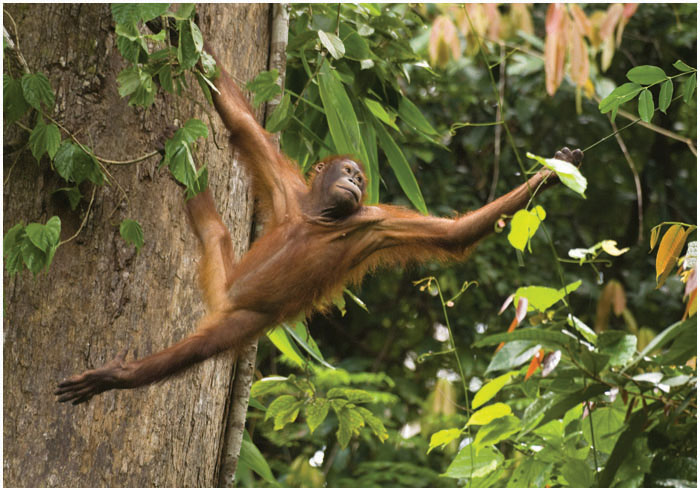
<box><xmin>601</xmin><ymin>240</ymin><xmax>630</xmax><ymax>256</ymax></box>
<box><xmin>683</xmin><ymin>288</ymin><xmax>696</xmax><ymax>320</ymax></box>
<box><xmin>655</xmin><ymin>225</ymin><xmax>691</xmax><ymax>288</ymax></box>
<box><xmin>594</xmin><ymin>280</ymin><xmax>626</xmax><ymax>332</ymax></box>
<box><xmin>650</xmin><ymin>226</ymin><xmax>661</xmax><ymax>251</ymax></box>
<box><xmin>467</xmin><ymin>402</ymin><xmax>512</xmax><ymax>426</ymax></box>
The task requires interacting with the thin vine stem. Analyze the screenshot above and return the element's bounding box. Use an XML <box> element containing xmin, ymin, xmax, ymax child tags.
<box><xmin>463</xmin><ymin>6</ymin><xmax>527</xmax><ymax>183</ymax></box>
<box><xmin>429</xmin><ymin>277</ymin><xmax>475</xmax><ymax>486</ymax></box>
<box><xmin>59</xmin><ymin>185</ymin><xmax>97</xmax><ymax>246</ymax></box>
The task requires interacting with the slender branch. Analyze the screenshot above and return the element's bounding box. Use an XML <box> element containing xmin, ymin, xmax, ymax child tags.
<box><xmin>487</xmin><ymin>42</ymin><xmax>506</xmax><ymax>203</ymax></box>
<box><xmin>613</xmin><ymin>105</ymin><xmax>697</xmax><ymax>156</ymax></box>
<box><xmin>609</xmin><ymin>117</ymin><xmax>644</xmax><ymax>244</ymax></box>
<box><xmin>217</xmin><ymin>4</ymin><xmax>289</xmax><ymax>487</ymax></box>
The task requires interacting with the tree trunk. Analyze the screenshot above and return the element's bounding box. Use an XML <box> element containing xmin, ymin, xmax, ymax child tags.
<box><xmin>3</xmin><ymin>4</ymin><xmax>269</xmax><ymax>487</ymax></box>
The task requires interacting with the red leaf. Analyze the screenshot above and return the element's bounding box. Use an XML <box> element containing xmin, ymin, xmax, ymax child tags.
<box><xmin>544</xmin><ymin>4</ymin><xmax>568</xmax><ymax>95</ymax></box>
<box><xmin>524</xmin><ymin>350</ymin><xmax>543</xmax><ymax>381</ymax></box>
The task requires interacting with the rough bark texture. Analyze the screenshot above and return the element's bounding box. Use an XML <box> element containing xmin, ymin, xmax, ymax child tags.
<box><xmin>3</xmin><ymin>4</ymin><xmax>269</xmax><ymax>487</ymax></box>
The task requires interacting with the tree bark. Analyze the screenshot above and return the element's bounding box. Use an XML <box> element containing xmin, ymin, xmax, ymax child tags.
<box><xmin>3</xmin><ymin>4</ymin><xmax>269</xmax><ymax>487</ymax></box>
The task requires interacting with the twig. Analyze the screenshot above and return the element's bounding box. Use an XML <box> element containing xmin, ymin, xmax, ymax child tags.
<box><xmin>614</xmin><ymin>105</ymin><xmax>697</xmax><ymax>156</ymax></box>
<box><xmin>488</xmin><ymin>42</ymin><xmax>506</xmax><ymax>203</ymax></box>
<box><xmin>609</xmin><ymin>117</ymin><xmax>644</xmax><ymax>244</ymax></box>
<box><xmin>217</xmin><ymin>4</ymin><xmax>289</xmax><ymax>487</ymax></box>
<box><xmin>59</xmin><ymin>186</ymin><xmax>97</xmax><ymax>246</ymax></box>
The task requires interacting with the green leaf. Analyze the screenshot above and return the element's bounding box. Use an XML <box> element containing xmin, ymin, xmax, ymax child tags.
<box><xmin>375</xmin><ymin>120</ymin><xmax>427</xmax><ymax>214</ymax></box>
<box><xmin>467</xmin><ymin>402</ymin><xmax>512</xmax><ymax>426</ymax></box>
<box><xmin>54</xmin><ymin>142</ymin><xmax>104</xmax><ymax>185</ymax></box>
<box><xmin>582</xmin><ymin>403</ymin><xmax>625</xmax><ymax>454</ymax></box>
<box><xmin>177</xmin><ymin>19</ymin><xmax>201</xmax><ymax>70</ymax></box>
<box><xmin>598</xmin><ymin>82</ymin><xmax>642</xmax><ymax>114</ymax></box>
<box><xmin>117</xmin><ymin>66</ymin><xmax>155</xmax><ymax>107</ymax></box>
<box><xmin>111</xmin><ymin>4</ymin><xmax>140</xmax><ymax>24</ymax></box>
<box><xmin>266</xmin><ymin>326</ymin><xmax>305</xmax><ymax>367</ymax></box>
<box><xmin>472</xmin><ymin>371</ymin><xmax>518</xmax><ymax>409</ymax></box>
<box><xmin>318</xmin><ymin>30</ymin><xmax>345</xmax><ymax>59</ymax></box>
<box><xmin>136</xmin><ymin>3</ymin><xmax>170</xmax><ymax>22</ymax></box>
<box><xmin>334</xmin><ymin>405</ymin><xmax>365</xmax><ymax>448</ymax></box>
<box><xmin>637</xmin><ymin>88</ymin><xmax>654</xmax><ymax>123</ymax></box>
<box><xmin>238</xmin><ymin>435</ymin><xmax>279</xmax><ymax>486</ymax></box>
<box><xmin>561</xmin><ymin>458</ymin><xmax>595</xmax><ymax>487</ymax></box>
<box><xmin>363</xmin><ymin>98</ymin><xmax>399</xmax><ymax>131</ymax></box>
<box><xmin>3</xmin><ymin>224</ymin><xmax>26</xmax><ymax>275</ymax></box>
<box><xmin>398</xmin><ymin>96</ymin><xmax>439</xmax><ymax>136</ymax></box>
<box><xmin>514</xmin><ymin>285</ymin><xmax>567</xmax><ymax>312</ymax></box>
<box><xmin>597</xmin><ymin>406</ymin><xmax>652</xmax><ymax>487</ymax></box>
<box><xmin>358</xmin><ymin>108</ymin><xmax>379</xmax><ymax>203</ymax></box>
<box><xmin>117</xmin><ymin>67</ymin><xmax>142</xmax><ymax>97</ymax></box>
<box><xmin>673</xmin><ymin>59</ymin><xmax>695</xmax><ymax>72</ymax></box>
<box><xmin>342</xmin><ymin>30</ymin><xmax>371</xmax><ymax>60</ymax></box>
<box><xmin>473</xmin><ymin>415</ymin><xmax>520</xmax><ymax>448</ymax></box>
<box><xmin>317</xmin><ymin>60</ymin><xmax>371</xmax><ymax>175</ymax></box>
<box><xmin>355</xmin><ymin>406</ymin><xmax>388</xmax><ymax>442</ymax></box>
<box><xmin>246</xmin><ymin>69</ymin><xmax>282</xmax><ymax>107</ymax></box>
<box><xmin>266</xmin><ymin>394</ymin><xmax>303</xmax><ymax>430</ymax></box>
<box><xmin>180</xmin><ymin>118</ymin><xmax>208</xmax><ymax>143</ymax></box>
<box><xmin>189</xmin><ymin>19</ymin><xmax>203</xmax><ymax>53</ymax></box>
<box><xmin>21</xmin><ymin>239</ymin><xmax>49</xmax><ymax>274</ymax></box>
<box><xmin>475</xmin><ymin>327</ymin><xmax>574</xmax><ymax>349</ymax></box>
<box><xmin>658</xmin><ymin>79</ymin><xmax>673</xmax><ymax>113</ymax></box>
<box><xmin>567</xmin><ymin>314</ymin><xmax>597</xmax><ymax>344</ymax></box>
<box><xmin>283</xmin><ymin>321</ymin><xmax>333</xmax><ymax>369</ymax></box>
<box><xmin>29</xmin><ymin>119</ymin><xmax>61</xmax><ymax>162</ymax></box>
<box><xmin>305</xmin><ymin>398</ymin><xmax>330</xmax><ymax>433</ymax></box>
<box><xmin>119</xmin><ymin>219</ymin><xmax>144</xmax><ymax>252</ymax></box>
<box><xmin>265</xmin><ymin>93</ymin><xmax>292</xmax><ymax>133</ymax></box>
<box><xmin>443</xmin><ymin>444</ymin><xmax>504</xmax><ymax>479</ymax></box>
<box><xmin>626</xmin><ymin>65</ymin><xmax>667</xmax><ymax>85</ymax></box>
<box><xmin>172</xmin><ymin>3</ymin><xmax>195</xmax><ymax>20</ymax></box>
<box><xmin>25</xmin><ymin>216</ymin><xmax>61</xmax><ymax>253</ymax></box>
<box><xmin>682</xmin><ymin>72</ymin><xmax>696</xmax><ymax>103</ymax></box>
<box><xmin>529</xmin><ymin>152</ymin><xmax>587</xmax><ymax>197</ymax></box>
<box><xmin>3</xmin><ymin>75</ymin><xmax>30</xmax><ymax>125</ymax></box>
<box><xmin>158</xmin><ymin>64</ymin><xmax>174</xmax><ymax>94</ymax></box>
<box><xmin>327</xmin><ymin>387</ymin><xmax>373</xmax><ymax>404</ymax></box>
<box><xmin>537</xmin><ymin>384</ymin><xmax>608</xmax><ymax>429</ymax></box>
<box><xmin>507</xmin><ymin>206</ymin><xmax>546</xmax><ymax>252</ymax></box>
<box><xmin>117</xmin><ymin>35</ymin><xmax>145</xmax><ymax>63</ymax></box>
<box><xmin>597</xmin><ymin>331</ymin><xmax>637</xmax><ymax>367</ymax></box>
<box><xmin>52</xmin><ymin>186</ymin><xmax>82</xmax><ymax>210</ymax></box>
<box><xmin>625</xmin><ymin>317</ymin><xmax>695</xmax><ymax>370</ymax></box>
<box><xmin>21</xmin><ymin>72</ymin><xmax>55</xmax><ymax>111</ymax></box>
<box><xmin>485</xmin><ymin>341</ymin><xmax>541</xmax><ymax>373</ymax></box>
<box><xmin>428</xmin><ymin>428</ymin><xmax>462</xmax><ymax>453</ymax></box>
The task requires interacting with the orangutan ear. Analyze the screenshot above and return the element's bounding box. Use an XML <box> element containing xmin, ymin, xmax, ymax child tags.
<box><xmin>313</xmin><ymin>162</ymin><xmax>326</xmax><ymax>174</ymax></box>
